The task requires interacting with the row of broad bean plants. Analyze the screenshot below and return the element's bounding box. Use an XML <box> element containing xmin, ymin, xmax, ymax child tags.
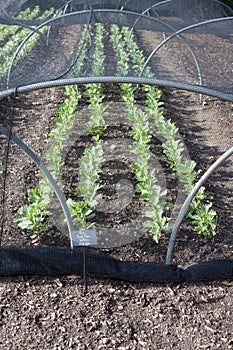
<box><xmin>67</xmin><ymin>23</ymin><xmax>107</xmax><ymax>229</ymax></box>
<box><xmin>15</xmin><ymin>23</ymin><xmax>108</xmax><ymax>235</ymax></box>
<box><xmin>110</xmin><ymin>25</ymin><xmax>168</xmax><ymax>242</ymax></box>
<box><xmin>110</xmin><ymin>24</ymin><xmax>216</xmax><ymax>239</ymax></box>
<box><xmin>14</xmin><ymin>25</ymin><xmax>92</xmax><ymax>237</ymax></box>
<box><xmin>0</xmin><ymin>6</ymin><xmax>55</xmax><ymax>78</ymax></box>
<box><xmin>84</xmin><ymin>23</ymin><xmax>108</xmax><ymax>140</ymax></box>
<box><xmin>15</xmin><ymin>21</ymin><xmax>216</xmax><ymax>242</ymax></box>
<box><xmin>144</xmin><ymin>86</ymin><xmax>216</xmax><ymax>236</ymax></box>
<box><xmin>121</xmin><ymin>25</ymin><xmax>216</xmax><ymax>236</ymax></box>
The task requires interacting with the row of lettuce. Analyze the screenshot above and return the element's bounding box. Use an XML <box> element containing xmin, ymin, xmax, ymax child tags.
<box><xmin>13</xmin><ymin>22</ymin><xmax>216</xmax><ymax>242</ymax></box>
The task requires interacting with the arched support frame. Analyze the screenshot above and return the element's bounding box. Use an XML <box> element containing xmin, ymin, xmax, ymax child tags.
<box><xmin>3</xmin><ymin>9</ymin><xmax>232</xmax><ymax>99</ymax></box>
<box><xmin>166</xmin><ymin>146</ymin><xmax>233</xmax><ymax>265</ymax></box>
<box><xmin>128</xmin><ymin>14</ymin><xmax>204</xmax><ymax>102</ymax></box>
<box><xmin>1</xmin><ymin>76</ymin><xmax>232</xmax><ymax>102</ymax></box>
<box><xmin>140</xmin><ymin>16</ymin><xmax>233</xmax><ymax>81</ymax></box>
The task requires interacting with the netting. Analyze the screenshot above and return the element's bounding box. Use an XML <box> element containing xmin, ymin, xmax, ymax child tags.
<box><xmin>0</xmin><ymin>0</ymin><xmax>232</xmax><ymax>283</ymax></box>
<box><xmin>0</xmin><ymin>0</ymin><xmax>232</xmax><ymax>100</ymax></box>
<box><xmin>1</xmin><ymin>247</ymin><xmax>233</xmax><ymax>282</ymax></box>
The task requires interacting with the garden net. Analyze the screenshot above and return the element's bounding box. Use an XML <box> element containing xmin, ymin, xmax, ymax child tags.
<box><xmin>0</xmin><ymin>0</ymin><xmax>232</xmax><ymax>99</ymax></box>
<box><xmin>0</xmin><ymin>0</ymin><xmax>232</xmax><ymax>283</ymax></box>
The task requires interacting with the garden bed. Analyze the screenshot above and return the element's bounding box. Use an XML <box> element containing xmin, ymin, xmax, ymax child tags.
<box><xmin>0</xmin><ymin>9</ymin><xmax>233</xmax><ymax>347</ymax></box>
<box><xmin>0</xmin><ymin>82</ymin><xmax>233</xmax><ymax>349</ymax></box>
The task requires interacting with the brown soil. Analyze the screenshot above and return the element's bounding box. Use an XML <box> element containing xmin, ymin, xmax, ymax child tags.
<box><xmin>0</xmin><ymin>30</ymin><xmax>233</xmax><ymax>350</ymax></box>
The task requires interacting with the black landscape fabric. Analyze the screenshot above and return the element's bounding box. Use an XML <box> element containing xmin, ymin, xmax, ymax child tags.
<box><xmin>0</xmin><ymin>247</ymin><xmax>232</xmax><ymax>283</ymax></box>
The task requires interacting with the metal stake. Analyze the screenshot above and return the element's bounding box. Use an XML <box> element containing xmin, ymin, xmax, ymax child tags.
<box><xmin>83</xmin><ymin>247</ymin><xmax>88</xmax><ymax>294</ymax></box>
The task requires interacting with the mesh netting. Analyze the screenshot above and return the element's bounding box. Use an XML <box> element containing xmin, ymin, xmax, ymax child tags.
<box><xmin>0</xmin><ymin>0</ymin><xmax>232</xmax><ymax>100</ymax></box>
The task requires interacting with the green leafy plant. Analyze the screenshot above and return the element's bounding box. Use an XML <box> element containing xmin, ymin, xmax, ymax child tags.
<box><xmin>76</xmin><ymin>144</ymin><xmax>105</xmax><ymax>208</ymax></box>
<box><xmin>111</xmin><ymin>29</ymin><xmax>168</xmax><ymax>242</ymax></box>
<box><xmin>84</xmin><ymin>83</ymin><xmax>107</xmax><ymax>137</ymax></box>
<box><xmin>121</xmin><ymin>83</ymin><xmax>136</xmax><ymax>105</ymax></box>
<box><xmin>14</xmin><ymin>185</ymin><xmax>51</xmax><ymax>238</ymax></box>
<box><xmin>125</xmin><ymin>104</ymin><xmax>168</xmax><ymax>242</ymax></box>
<box><xmin>85</xmin><ymin>24</ymin><xmax>108</xmax><ymax>137</ymax></box>
<box><xmin>65</xmin><ymin>143</ymin><xmax>105</xmax><ymax>229</ymax></box>
<box><xmin>110</xmin><ymin>25</ymin><xmax>129</xmax><ymax>76</ymax></box>
<box><xmin>188</xmin><ymin>201</ymin><xmax>217</xmax><ymax>237</ymax></box>
<box><xmin>121</xmin><ymin>26</ymin><xmax>153</xmax><ymax>78</ymax></box>
<box><xmin>73</xmin><ymin>24</ymin><xmax>92</xmax><ymax>75</ymax></box>
<box><xmin>66</xmin><ymin>199</ymin><xmax>95</xmax><ymax>229</ymax></box>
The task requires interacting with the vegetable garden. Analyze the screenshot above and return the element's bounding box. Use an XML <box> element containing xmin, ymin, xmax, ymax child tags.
<box><xmin>0</xmin><ymin>1</ymin><xmax>233</xmax><ymax>347</ymax></box>
<box><xmin>1</xmin><ymin>1</ymin><xmax>232</xmax><ymax>278</ymax></box>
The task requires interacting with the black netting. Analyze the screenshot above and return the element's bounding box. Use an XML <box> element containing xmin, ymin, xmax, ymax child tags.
<box><xmin>1</xmin><ymin>247</ymin><xmax>233</xmax><ymax>283</ymax></box>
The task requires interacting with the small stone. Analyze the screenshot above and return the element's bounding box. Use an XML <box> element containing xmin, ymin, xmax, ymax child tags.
<box><xmin>54</xmin><ymin>278</ymin><xmax>63</xmax><ymax>288</ymax></box>
<box><xmin>102</xmin><ymin>338</ymin><xmax>110</xmax><ymax>345</ymax></box>
<box><xmin>51</xmin><ymin>293</ymin><xmax>57</xmax><ymax>298</ymax></box>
